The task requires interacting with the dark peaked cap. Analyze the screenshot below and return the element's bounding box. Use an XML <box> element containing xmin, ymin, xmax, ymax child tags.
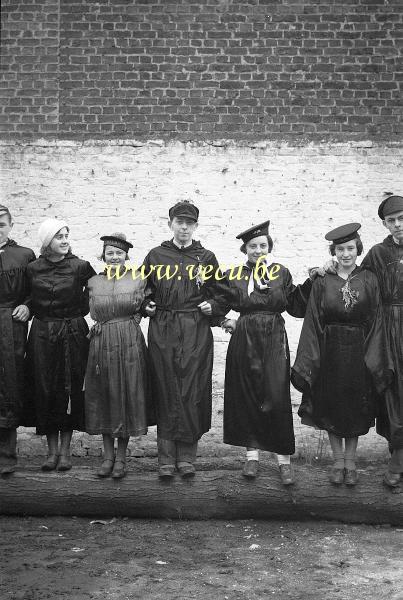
<box><xmin>100</xmin><ymin>232</ymin><xmax>133</xmax><ymax>252</ymax></box>
<box><xmin>169</xmin><ymin>201</ymin><xmax>199</xmax><ymax>221</ymax></box>
<box><xmin>325</xmin><ymin>222</ymin><xmax>361</xmax><ymax>244</ymax></box>
<box><xmin>378</xmin><ymin>194</ymin><xmax>403</xmax><ymax>219</ymax></box>
<box><xmin>236</xmin><ymin>220</ymin><xmax>271</xmax><ymax>244</ymax></box>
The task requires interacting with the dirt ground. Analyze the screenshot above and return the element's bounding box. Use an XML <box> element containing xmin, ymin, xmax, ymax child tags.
<box><xmin>1</xmin><ymin>516</ymin><xmax>402</xmax><ymax>600</ymax></box>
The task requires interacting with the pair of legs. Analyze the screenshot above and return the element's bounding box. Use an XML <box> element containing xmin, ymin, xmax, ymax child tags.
<box><xmin>42</xmin><ymin>430</ymin><xmax>73</xmax><ymax>471</ymax></box>
<box><xmin>158</xmin><ymin>437</ymin><xmax>197</xmax><ymax>478</ymax></box>
<box><xmin>328</xmin><ymin>433</ymin><xmax>358</xmax><ymax>485</ymax></box>
<box><xmin>384</xmin><ymin>447</ymin><xmax>403</xmax><ymax>487</ymax></box>
<box><xmin>244</xmin><ymin>447</ymin><xmax>293</xmax><ymax>485</ymax></box>
<box><xmin>0</xmin><ymin>428</ymin><xmax>17</xmax><ymax>475</ymax></box>
<box><xmin>97</xmin><ymin>434</ymin><xmax>128</xmax><ymax>479</ymax></box>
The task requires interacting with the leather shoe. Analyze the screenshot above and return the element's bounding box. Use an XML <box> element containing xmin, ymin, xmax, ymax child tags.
<box><xmin>97</xmin><ymin>459</ymin><xmax>114</xmax><ymax>478</ymax></box>
<box><xmin>344</xmin><ymin>469</ymin><xmax>358</xmax><ymax>486</ymax></box>
<box><xmin>158</xmin><ymin>465</ymin><xmax>175</xmax><ymax>479</ymax></box>
<box><xmin>329</xmin><ymin>467</ymin><xmax>344</xmax><ymax>485</ymax></box>
<box><xmin>279</xmin><ymin>464</ymin><xmax>294</xmax><ymax>486</ymax></box>
<box><xmin>178</xmin><ymin>463</ymin><xmax>196</xmax><ymax>478</ymax></box>
<box><xmin>112</xmin><ymin>460</ymin><xmax>126</xmax><ymax>479</ymax></box>
<box><xmin>383</xmin><ymin>470</ymin><xmax>401</xmax><ymax>488</ymax></box>
<box><xmin>57</xmin><ymin>454</ymin><xmax>72</xmax><ymax>471</ymax></box>
<box><xmin>41</xmin><ymin>455</ymin><xmax>59</xmax><ymax>471</ymax></box>
<box><xmin>242</xmin><ymin>460</ymin><xmax>259</xmax><ymax>478</ymax></box>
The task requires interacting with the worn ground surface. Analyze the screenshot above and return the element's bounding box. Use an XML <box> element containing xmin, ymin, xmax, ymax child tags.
<box><xmin>6</xmin><ymin>330</ymin><xmax>401</xmax><ymax>599</ymax></box>
<box><xmin>1</xmin><ymin>516</ymin><xmax>402</xmax><ymax>600</ymax></box>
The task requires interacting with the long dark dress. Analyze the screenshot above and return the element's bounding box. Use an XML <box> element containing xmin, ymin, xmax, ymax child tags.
<box><xmin>291</xmin><ymin>268</ymin><xmax>392</xmax><ymax>438</ymax></box>
<box><xmin>361</xmin><ymin>236</ymin><xmax>403</xmax><ymax>457</ymax></box>
<box><xmin>85</xmin><ymin>272</ymin><xmax>152</xmax><ymax>438</ymax></box>
<box><xmin>142</xmin><ymin>240</ymin><xmax>222</xmax><ymax>443</ymax></box>
<box><xmin>23</xmin><ymin>253</ymin><xmax>95</xmax><ymax>435</ymax></box>
<box><xmin>0</xmin><ymin>240</ymin><xmax>35</xmax><ymax>467</ymax></box>
<box><xmin>215</xmin><ymin>262</ymin><xmax>312</xmax><ymax>455</ymax></box>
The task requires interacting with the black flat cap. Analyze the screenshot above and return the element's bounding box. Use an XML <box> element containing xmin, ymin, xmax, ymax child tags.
<box><xmin>100</xmin><ymin>232</ymin><xmax>133</xmax><ymax>252</ymax></box>
<box><xmin>378</xmin><ymin>194</ymin><xmax>403</xmax><ymax>219</ymax></box>
<box><xmin>169</xmin><ymin>201</ymin><xmax>199</xmax><ymax>221</ymax></box>
<box><xmin>325</xmin><ymin>222</ymin><xmax>361</xmax><ymax>244</ymax></box>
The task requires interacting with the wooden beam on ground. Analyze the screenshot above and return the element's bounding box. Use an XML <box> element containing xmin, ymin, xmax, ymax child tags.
<box><xmin>0</xmin><ymin>466</ymin><xmax>401</xmax><ymax>525</ymax></box>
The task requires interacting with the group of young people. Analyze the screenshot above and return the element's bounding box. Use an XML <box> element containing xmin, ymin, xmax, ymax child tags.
<box><xmin>0</xmin><ymin>194</ymin><xmax>402</xmax><ymax>489</ymax></box>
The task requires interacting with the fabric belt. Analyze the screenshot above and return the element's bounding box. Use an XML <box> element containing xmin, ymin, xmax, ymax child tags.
<box><xmin>156</xmin><ymin>304</ymin><xmax>200</xmax><ymax>313</ymax></box>
<box><xmin>87</xmin><ymin>315</ymin><xmax>140</xmax><ymax>375</ymax></box>
<box><xmin>33</xmin><ymin>315</ymin><xmax>84</xmax><ymax>406</ymax></box>
<box><xmin>87</xmin><ymin>315</ymin><xmax>139</xmax><ymax>339</ymax></box>
<box><xmin>240</xmin><ymin>310</ymin><xmax>276</xmax><ymax>316</ymax></box>
<box><xmin>36</xmin><ymin>315</ymin><xmax>82</xmax><ymax>322</ymax></box>
<box><xmin>327</xmin><ymin>322</ymin><xmax>362</xmax><ymax>327</ymax></box>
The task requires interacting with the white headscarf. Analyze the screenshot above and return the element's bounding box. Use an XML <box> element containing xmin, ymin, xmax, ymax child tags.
<box><xmin>38</xmin><ymin>218</ymin><xmax>69</xmax><ymax>249</ymax></box>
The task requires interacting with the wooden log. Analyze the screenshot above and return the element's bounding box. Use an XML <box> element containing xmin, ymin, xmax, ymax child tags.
<box><xmin>0</xmin><ymin>465</ymin><xmax>402</xmax><ymax>524</ymax></box>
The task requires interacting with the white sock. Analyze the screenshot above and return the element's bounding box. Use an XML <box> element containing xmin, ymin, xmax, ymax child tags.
<box><xmin>276</xmin><ymin>454</ymin><xmax>290</xmax><ymax>465</ymax></box>
<box><xmin>246</xmin><ymin>450</ymin><xmax>259</xmax><ymax>462</ymax></box>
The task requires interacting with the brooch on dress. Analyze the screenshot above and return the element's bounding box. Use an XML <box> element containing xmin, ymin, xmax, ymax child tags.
<box><xmin>340</xmin><ymin>276</ymin><xmax>359</xmax><ymax>309</ymax></box>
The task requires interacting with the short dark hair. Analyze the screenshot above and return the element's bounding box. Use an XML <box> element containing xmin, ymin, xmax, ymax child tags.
<box><xmin>241</xmin><ymin>235</ymin><xmax>273</xmax><ymax>254</ymax></box>
<box><xmin>329</xmin><ymin>235</ymin><xmax>363</xmax><ymax>256</ymax></box>
<box><xmin>99</xmin><ymin>246</ymin><xmax>129</xmax><ymax>262</ymax></box>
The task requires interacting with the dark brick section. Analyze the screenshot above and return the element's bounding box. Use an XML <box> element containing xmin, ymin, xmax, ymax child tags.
<box><xmin>0</xmin><ymin>0</ymin><xmax>60</xmax><ymax>137</ymax></box>
<box><xmin>1</xmin><ymin>0</ymin><xmax>402</xmax><ymax>141</ymax></box>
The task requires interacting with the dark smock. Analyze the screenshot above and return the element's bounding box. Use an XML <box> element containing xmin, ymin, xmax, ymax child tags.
<box><xmin>215</xmin><ymin>262</ymin><xmax>311</xmax><ymax>455</ymax></box>
<box><xmin>23</xmin><ymin>253</ymin><xmax>95</xmax><ymax>435</ymax></box>
<box><xmin>291</xmin><ymin>268</ymin><xmax>392</xmax><ymax>438</ymax></box>
<box><xmin>0</xmin><ymin>240</ymin><xmax>35</xmax><ymax>467</ymax></box>
<box><xmin>361</xmin><ymin>236</ymin><xmax>403</xmax><ymax>459</ymax></box>
<box><xmin>85</xmin><ymin>272</ymin><xmax>153</xmax><ymax>438</ymax></box>
<box><xmin>142</xmin><ymin>240</ymin><xmax>221</xmax><ymax>443</ymax></box>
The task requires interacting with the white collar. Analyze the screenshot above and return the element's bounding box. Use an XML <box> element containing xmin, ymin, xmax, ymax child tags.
<box><xmin>172</xmin><ymin>238</ymin><xmax>193</xmax><ymax>249</ymax></box>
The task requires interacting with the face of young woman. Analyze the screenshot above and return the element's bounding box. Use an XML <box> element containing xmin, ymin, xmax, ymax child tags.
<box><xmin>104</xmin><ymin>246</ymin><xmax>127</xmax><ymax>267</ymax></box>
<box><xmin>169</xmin><ymin>217</ymin><xmax>198</xmax><ymax>245</ymax></box>
<box><xmin>49</xmin><ymin>227</ymin><xmax>70</xmax><ymax>257</ymax></box>
<box><xmin>335</xmin><ymin>240</ymin><xmax>358</xmax><ymax>269</ymax></box>
<box><xmin>383</xmin><ymin>210</ymin><xmax>403</xmax><ymax>244</ymax></box>
<box><xmin>245</xmin><ymin>235</ymin><xmax>269</xmax><ymax>264</ymax></box>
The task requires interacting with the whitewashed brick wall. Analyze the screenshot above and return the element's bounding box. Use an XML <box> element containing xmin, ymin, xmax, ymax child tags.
<box><xmin>1</xmin><ymin>140</ymin><xmax>400</xmax><ymax>459</ymax></box>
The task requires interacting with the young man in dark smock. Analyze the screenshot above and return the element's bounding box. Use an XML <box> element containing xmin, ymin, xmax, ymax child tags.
<box><xmin>142</xmin><ymin>201</ymin><xmax>222</xmax><ymax>478</ymax></box>
<box><xmin>360</xmin><ymin>194</ymin><xmax>403</xmax><ymax>487</ymax></box>
<box><xmin>0</xmin><ymin>205</ymin><xmax>35</xmax><ymax>474</ymax></box>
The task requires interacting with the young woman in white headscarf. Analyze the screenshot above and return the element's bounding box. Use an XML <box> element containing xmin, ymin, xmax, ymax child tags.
<box><xmin>23</xmin><ymin>219</ymin><xmax>95</xmax><ymax>471</ymax></box>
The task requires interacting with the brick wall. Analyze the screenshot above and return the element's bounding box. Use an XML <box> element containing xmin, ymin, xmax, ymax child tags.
<box><xmin>1</xmin><ymin>0</ymin><xmax>402</xmax><ymax>141</ymax></box>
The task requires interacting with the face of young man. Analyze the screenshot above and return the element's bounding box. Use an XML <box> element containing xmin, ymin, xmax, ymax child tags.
<box><xmin>0</xmin><ymin>214</ymin><xmax>13</xmax><ymax>245</ymax></box>
<box><xmin>169</xmin><ymin>217</ymin><xmax>198</xmax><ymax>245</ymax></box>
<box><xmin>383</xmin><ymin>210</ymin><xmax>403</xmax><ymax>244</ymax></box>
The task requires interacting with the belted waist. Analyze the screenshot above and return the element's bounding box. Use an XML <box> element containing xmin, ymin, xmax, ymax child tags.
<box><xmin>156</xmin><ymin>304</ymin><xmax>200</xmax><ymax>313</ymax></box>
<box><xmin>88</xmin><ymin>315</ymin><xmax>139</xmax><ymax>339</ymax></box>
<box><xmin>35</xmin><ymin>315</ymin><xmax>83</xmax><ymax>322</ymax></box>
<box><xmin>384</xmin><ymin>302</ymin><xmax>403</xmax><ymax>307</ymax></box>
<box><xmin>240</xmin><ymin>310</ymin><xmax>277</xmax><ymax>317</ymax></box>
<box><xmin>326</xmin><ymin>322</ymin><xmax>363</xmax><ymax>328</ymax></box>
<box><xmin>34</xmin><ymin>315</ymin><xmax>84</xmax><ymax>399</ymax></box>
